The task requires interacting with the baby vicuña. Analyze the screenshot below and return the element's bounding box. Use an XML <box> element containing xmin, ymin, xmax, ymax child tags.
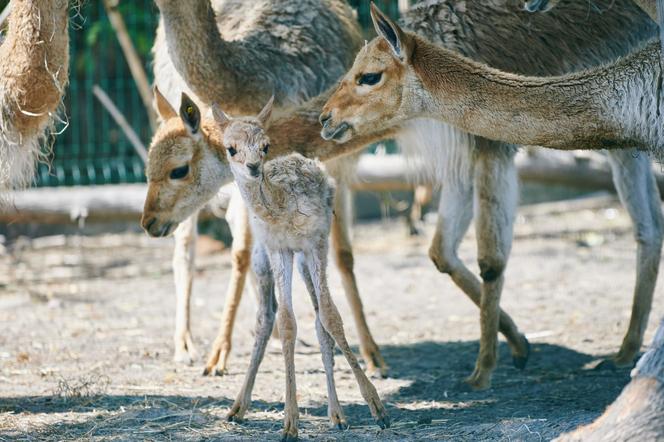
<box><xmin>211</xmin><ymin>97</ymin><xmax>390</xmax><ymax>440</ymax></box>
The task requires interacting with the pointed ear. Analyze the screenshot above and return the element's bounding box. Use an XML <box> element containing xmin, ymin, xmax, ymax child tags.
<box><xmin>154</xmin><ymin>86</ymin><xmax>176</xmax><ymax>120</ymax></box>
<box><xmin>370</xmin><ymin>2</ymin><xmax>410</xmax><ymax>62</ymax></box>
<box><xmin>179</xmin><ymin>92</ymin><xmax>201</xmax><ymax>135</ymax></box>
<box><xmin>257</xmin><ymin>95</ymin><xmax>274</xmax><ymax>126</ymax></box>
<box><xmin>211</xmin><ymin>103</ymin><xmax>231</xmax><ymax>127</ymax></box>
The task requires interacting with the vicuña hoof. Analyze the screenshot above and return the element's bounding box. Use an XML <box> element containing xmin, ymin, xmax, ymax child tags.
<box><xmin>463</xmin><ymin>370</ymin><xmax>492</xmax><ymax>391</ymax></box>
<box><xmin>281</xmin><ymin>416</ymin><xmax>299</xmax><ymax>441</ymax></box>
<box><xmin>512</xmin><ymin>337</ymin><xmax>530</xmax><ymax>370</ymax></box>
<box><xmin>369</xmin><ymin>398</ymin><xmax>390</xmax><ymax>429</ymax></box>
<box><xmin>226</xmin><ymin>400</ymin><xmax>248</xmax><ymax>423</ymax></box>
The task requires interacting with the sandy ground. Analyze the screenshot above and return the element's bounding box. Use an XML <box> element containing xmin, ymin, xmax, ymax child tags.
<box><xmin>1</xmin><ymin>195</ymin><xmax>663</xmax><ymax>441</ymax></box>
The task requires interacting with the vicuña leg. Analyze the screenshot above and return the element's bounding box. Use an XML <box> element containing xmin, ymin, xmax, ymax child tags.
<box><xmin>607</xmin><ymin>149</ymin><xmax>663</xmax><ymax>367</ymax></box>
<box><xmin>269</xmin><ymin>248</ymin><xmax>299</xmax><ymax>441</ymax></box>
<box><xmin>428</xmin><ymin>153</ymin><xmax>528</xmax><ymax>377</ymax></box>
<box><xmin>466</xmin><ymin>140</ymin><xmax>519</xmax><ymax>390</ymax></box>
<box><xmin>172</xmin><ymin>211</ymin><xmax>198</xmax><ymax>364</ymax></box>
<box><xmin>227</xmin><ymin>243</ymin><xmax>276</xmax><ymax>422</ymax></box>
<box><xmin>331</xmin><ymin>182</ymin><xmax>387</xmax><ymax>377</ymax></box>
<box><xmin>296</xmin><ymin>253</ymin><xmax>347</xmax><ymax>429</ymax></box>
<box><xmin>204</xmin><ymin>199</ymin><xmax>253</xmax><ymax>376</ymax></box>
<box><xmin>305</xmin><ymin>239</ymin><xmax>390</xmax><ymax>429</ymax></box>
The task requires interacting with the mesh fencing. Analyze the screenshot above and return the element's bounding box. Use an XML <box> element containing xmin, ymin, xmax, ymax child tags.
<box><xmin>21</xmin><ymin>0</ymin><xmax>401</xmax><ymax>187</ymax></box>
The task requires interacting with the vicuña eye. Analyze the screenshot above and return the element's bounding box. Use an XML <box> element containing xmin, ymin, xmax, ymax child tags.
<box><xmin>227</xmin><ymin>147</ymin><xmax>237</xmax><ymax>156</ymax></box>
<box><xmin>263</xmin><ymin>144</ymin><xmax>269</xmax><ymax>154</ymax></box>
<box><xmin>169</xmin><ymin>164</ymin><xmax>189</xmax><ymax>180</ymax></box>
<box><xmin>357</xmin><ymin>72</ymin><xmax>382</xmax><ymax>86</ymax></box>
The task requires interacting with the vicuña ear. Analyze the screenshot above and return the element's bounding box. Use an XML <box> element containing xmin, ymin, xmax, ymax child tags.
<box><xmin>370</xmin><ymin>2</ymin><xmax>410</xmax><ymax>63</ymax></box>
<box><xmin>257</xmin><ymin>95</ymin><xmax>274</xmax><ymax>126</ymax></box>
<box><xmin>154</xmin><ymin>86</ymin><xmax>177</xmax><ymax>120</ymax></box>
<box><xmin>179</xmin><ymin>93</ymin><xmax>201</xmax><ymax>135</ymax></box>
<box><xmin>211</xmin><ymin>103</ymin><xmax>231</xmax><ymax>127</ymax></box>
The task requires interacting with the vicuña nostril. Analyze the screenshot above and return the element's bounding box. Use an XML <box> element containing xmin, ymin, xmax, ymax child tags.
<box><xmin>319</xmin><ymin>112</ymin><xmax>331</xmax><ymax>127</ymax></box>
<box><xmin>247</xmin><ymin>163</ymin><xmax>260</xmax><ymax>176</ymax></box>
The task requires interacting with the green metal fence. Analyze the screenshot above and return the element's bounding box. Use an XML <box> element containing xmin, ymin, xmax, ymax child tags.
<box><xmin>29</xmin><ymin>0</ymin><xmax>400</xmax><ymax>187</ymax></box>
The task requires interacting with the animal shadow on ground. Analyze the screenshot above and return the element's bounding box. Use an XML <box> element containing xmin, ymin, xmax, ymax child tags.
<box><xmin>0</xmin><ymin>341</ymin><xmax>632</xmax><ymax>440</ymax></box>
<box><xmin>373</xmin><ymin>340</ymin><xmax>632</xmax><ymax>437</ymax></box>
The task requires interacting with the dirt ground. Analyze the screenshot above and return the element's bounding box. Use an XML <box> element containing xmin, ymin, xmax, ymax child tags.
<box><xmin>1</xmin><ymin>195</ymin><xmax>663</xmax><ymax>441</ymax></box>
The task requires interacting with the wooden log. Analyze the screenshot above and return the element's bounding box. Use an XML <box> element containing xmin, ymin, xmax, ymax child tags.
<box><xmin>555</xmin><ymin>319</ymin><xmax>664</xmax><ymax>442</ymax></box>
<box><xmin>2</xmin><ymin>152</ymin><xmax>664</xmax><ymax>224</ymax></box>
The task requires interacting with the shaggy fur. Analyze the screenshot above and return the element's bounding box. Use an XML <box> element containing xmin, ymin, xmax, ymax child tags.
<box><xmin>217</xmin><ymin>105</ymin><xmax>389</xmax><ymax>438</ymax></box>
<box><xmin>0</xmin><ymin>0</ymin><xmax>69</xmax><ymax>196</ymax></box>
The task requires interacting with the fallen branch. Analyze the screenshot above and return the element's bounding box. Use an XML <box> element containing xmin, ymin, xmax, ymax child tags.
<box><xmin>93</xmin><ymin>85</ymin><xmax>148</xmax><ymax>163</ymax></box>
<box><xmin>102</xmin><ymin>0</ymin><xmax>157</xmax><ymax>130</ymax></box>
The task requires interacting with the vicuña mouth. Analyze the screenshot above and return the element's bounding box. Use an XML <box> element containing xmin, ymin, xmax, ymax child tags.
<box><xmin>321</xmin><ymin>122</ymin><xmax>351</xmax><ymax>142</ymax></box>
<box><xmin>156</xmin><ymin>222</ymin><xmax>174</xmax><ymax>238</ymax></box>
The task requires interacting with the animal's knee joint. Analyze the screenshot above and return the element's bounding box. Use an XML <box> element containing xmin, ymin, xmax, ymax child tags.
<box><xmin>478</xmin><ymin>259</ymin><xmax>505</xmax><ymax>282</ymax></box>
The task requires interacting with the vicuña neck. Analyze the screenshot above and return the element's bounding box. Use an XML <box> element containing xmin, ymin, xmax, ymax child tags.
<box><xmin>157</xmin><ymin>0</ymin><xmax>246</xmax><ymax>111</ymax></box>
<box><xmin>410</xmin><ymin>36</ymin><xmax>661</xmax><ymax>151</ymax></box>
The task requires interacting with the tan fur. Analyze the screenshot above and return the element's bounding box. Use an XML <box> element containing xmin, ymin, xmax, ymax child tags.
<box><xmin>0</xmin><ymin>0</ymin><xmax>69</xmax><ymax>193</ymax></box>
<box><xmin>148</xmin><ymin>0</ymin><xmax>390</xmax><ymax>376</ymax></box>
<box><xmin>321</xmin><ymin>4</ymin><xmax>662</xmax><ymax>153</ymax></box>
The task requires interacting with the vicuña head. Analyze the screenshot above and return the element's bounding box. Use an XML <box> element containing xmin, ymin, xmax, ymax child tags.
<box><xmin>522</xmin><ymin>0</ymin><xmax>559</xmax><ymax>12</ymax></box>
<box><xmin>141</xmin><ymin>87</ymin><xmax>230</xmax><ymax>237</ymax></box>
<box><xmin>319</xmin><ymin>2</ymin><xmax>415</xmax><ymax>144</ymax></box>
<box><xmin>211</xmin><ymin>97</ymin><xmax>274</xmax><ymax>182</ymax></box>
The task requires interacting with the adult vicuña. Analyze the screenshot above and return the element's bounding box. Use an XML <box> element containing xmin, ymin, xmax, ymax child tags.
<box><xmin>210</xmin><ymin>96</ymin><xmax>390</xmax><ymax>440</ymax></box>
<box><xmin>149</xmin><ymin>0</ymin><xmax>386</xmax><ymax>376</ymax></box>
<box><xmin>321</xmin><ymin>3</ymin><xmax>663</xmax><ymax>153</ymax></box>
<box><xmin>324</xmin><ymin>1</ymin><xmax>662</xmax><ymax>389</ymax></box>
<box><xmin>145</xmin><ymin>0</ymin><xmax>662</xmax><ymax>391</ymax></box>
<box><xmin>0</xmin><ymin>0</ymin><xmax>69</xmax><ymax>195</ymax></box>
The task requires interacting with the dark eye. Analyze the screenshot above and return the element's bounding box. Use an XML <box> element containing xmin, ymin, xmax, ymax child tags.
<box><xmin>263</xmin><ymin>144</ymin><xmax>269</xmax><ymax>154</ymax></box>
<box><xmin>169</xmin><ymin>164</ymin><xmax>189</xmax><ymax>180</ymax></box>
<box><xmin>357</xmin><ymin>72</ymin><xmax>382</xmax><ymax>86</ymax></box>
<box><xmin>227</xmin><ymin>147</ymin><xmax>237</xmax><ymax>156</ymax></box>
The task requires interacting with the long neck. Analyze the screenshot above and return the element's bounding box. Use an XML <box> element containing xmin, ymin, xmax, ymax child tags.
<box><xmin>156</xmin><ymin>0</ymin><xmax>243</xmax><ymax>110</ymax></box>
<box><xmin>409</xmin><ymin>36</ymin><xmax>662</xmax><ymax>151</ymax></box>
<box><xmin>0</xmin><ymin>0</ymin><xmax>69</xmax><ymax>136</ymax></box>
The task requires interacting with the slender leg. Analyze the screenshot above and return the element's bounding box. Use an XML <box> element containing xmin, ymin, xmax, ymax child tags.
<box><xmin>331</xmin><ymin>182</ymin><xmax>387</xmax><ymax>377</ymax></box>
<box><xmin>204</xmin><ymin>200</ymin><xmax>253</xmax><ymax>376</ymax></box>
<box><xmin>466</xmin><ymin>140</ymin><xmax>519</xmax><ymax>390</ymax></box>
<box><xmin>305</xmin><ymin>239</ymin><xmax>390</xmax><ymax>429</ymax></box>
<box><xmin>428</xmin><ymin>152</ymin><xmax>528</xmax><ymax>376</ymax></box>
<box><xmin>227</xmin><ymin>243</ymin><xmax>277</xmax><ymax>422</ymax></box>
<box><xmin>607</xmin><ymin>149</ymin><xmax>663</xmax><ymax>366</ymax></box>
<box><xmin>172</xmin><ymin>211</ymin><xmax>198</xmax><ymax>364</ymax></box>
<box><xmin>296</xmin><ymin>253</ymin><xmax>347</xmax><ymax>429</ymax></box>
<box><xmin>267</xmin><ymin>248</ymin><xmax>299</xmax><ymax>442</ymax></box>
